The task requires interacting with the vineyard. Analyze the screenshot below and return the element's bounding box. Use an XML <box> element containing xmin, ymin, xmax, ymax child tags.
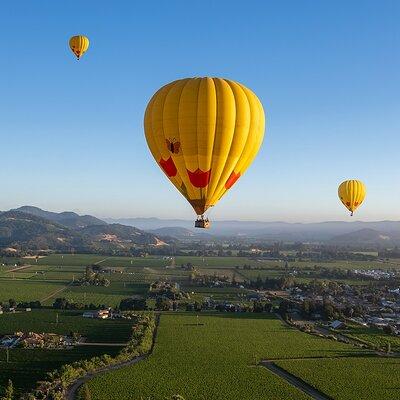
<box><xmin>276</xmin><ymin>357</ymin><xmax>400</xmax><ymax>400</ymax></box>
<box><xmin>0</xmin><ymin>309</ymin><xmax>133</xmax><ymax>395</ymax></box>
<box><xmin>85</xmin><ymin>313</ymin><xmax>372</xmax><ymax>400</ymax></box>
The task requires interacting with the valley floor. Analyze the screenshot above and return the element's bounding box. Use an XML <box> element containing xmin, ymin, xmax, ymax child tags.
<box><xmin>84</xmin><ymin>313</ymin><xmax>399</xmax><ymax>400</ymax></box>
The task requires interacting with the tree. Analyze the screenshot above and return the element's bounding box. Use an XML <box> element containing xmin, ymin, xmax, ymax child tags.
<box><xmin>53</xmin><ymin>297</ymin><xmax>68</xmax><ymax>309</ymax></box>
<box><xmin>119</xmin><ymin>298</ymin><xmax>147</xmax><ymax>311</ymax></box>
<box><xmin>156</xmin><ymin>297</ymin><xmax>171</xmax><ymax>311</ymax></box>
<box><xmin>386</xmin><ymin>342</ymin><xmax>391</xmax><ymax>354</ymax></box>
<box><xmin>1</xmin><ymin>379</ymin><xmax>13</xmax><ymax>400</ymax></box>
<box><xmin>8</xmin><ymin>299</ymin><xmax>16</xmax><ymax>309</ymax></box>
<box><xmin>82</xmin><ymin>383</ymin><xmax>92</xmax><ymax>400</ymax></box>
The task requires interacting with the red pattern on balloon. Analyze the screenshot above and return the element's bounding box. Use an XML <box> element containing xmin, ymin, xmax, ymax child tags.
<box><xmin>225</xmin><ymin>171</ymin><xmax>241</xmax><ymax>189</ymax></box>
<box><xmin>159</xmin><ymin>157</ymin><xmax>177</xmax><ymax>177</ymax></box>
<box><xmin>187</xmin><ymin>168</ymin><xmax>211</xmax><ymax>188</ymax></box>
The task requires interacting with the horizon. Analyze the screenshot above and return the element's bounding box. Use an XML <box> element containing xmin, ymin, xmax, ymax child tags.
<box><xmin>5</xmin><ymin>204</ymin><xmax>400</xmax><ymax>225</ymax></box>
<box><xmin>1</xmin><ymin>1</ymin><xmax>399</xmax><ymax>222</ymax></box>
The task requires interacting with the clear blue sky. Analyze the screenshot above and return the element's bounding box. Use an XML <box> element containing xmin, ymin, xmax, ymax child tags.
<box><xmin>1</xmin><ymin>1</ymin><xmax>399</xmax><ymax>221</ymax></box>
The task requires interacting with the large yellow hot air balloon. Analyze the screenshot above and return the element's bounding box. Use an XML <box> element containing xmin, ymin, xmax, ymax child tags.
<box><xmin>69</xmin><ymin>35</ymin><xmax>89</xmax><ymax>60</ymax></box>
<box><xmin>338</xmin><ymin>180</ymin><xmax>366</xmax><ymax>216</ymax></box>
<box><xmin>144</xmin><ymin>77</ymin><xmax>265</xmax><ymax>228</ymax></box>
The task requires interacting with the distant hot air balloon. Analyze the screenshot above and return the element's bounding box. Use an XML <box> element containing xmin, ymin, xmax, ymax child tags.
<box><xmin>144</xmin><ymin>77</ymin><xmax>265</xmax><ymax>228</ymax></box>
<box><xmin>338</xmin><ymin>180</ymin><xmax>366</xmax><ymax>216</ymax></box>
<box><xmin>69</xmin><ymin>35</ymin><xmax>89</xmax><ymax>60</ymax></box>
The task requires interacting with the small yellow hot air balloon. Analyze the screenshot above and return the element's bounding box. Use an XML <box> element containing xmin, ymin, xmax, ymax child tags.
<box><xmin>69</xmin><ymin>35</ymin><xmax>89</xmax><ymax>60</ymax></box>
<box><xmin>338</xmin><ymin>180</ymin><xmax>366</xmax><ymax>216</ymax></box>
<box><xmin>144</xmin><ymin>77</ymin><xmax>265</xmax><ymax>228</ymax></box>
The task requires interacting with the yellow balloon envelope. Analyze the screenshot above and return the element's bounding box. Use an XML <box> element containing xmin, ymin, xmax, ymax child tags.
<box><xmin>338</xmin><ymin>180</ymin><xmax>366</xmax><ymax>216</ymax></box>
<box><xmin>144</xmin><ymin>77</ymin><xmax>265</xmax><ymax>225</ymax></box>
<box><xmin>69</xmin><ymin>35</ymin><xmax>89</xmax><ymax>60</ymax></box>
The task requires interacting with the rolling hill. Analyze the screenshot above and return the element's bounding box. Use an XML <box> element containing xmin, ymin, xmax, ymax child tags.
<box><xmin>0</xmin><ymin>209</ymin><xmax>164</xmax><ymax>253</ymax></box>
<box><xmin>14</xmin><ymin>206</ymin><xmax>107</xmax><ymax>228</ymax></box>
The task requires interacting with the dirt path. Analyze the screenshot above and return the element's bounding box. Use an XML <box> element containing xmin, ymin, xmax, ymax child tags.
<box><xmin>261</xmin><ymin>360</ymin><xmax>333</xmax><ymax>400</ymax></box>
<box><xmin>5</xmin><ymin>264</ymin><xmax>31</xmax><ymax>273</ymax></box>
<box><xmin>65</xmin><ymin>314</ymin><xmax>160</xmax><ymax>400</ymax></box>
<box><xmin>40</xmin><ymin>280</ymin><xmax>74</xmax><ymax>303</ymax></box>
<box><xmin>94</xmin><ymin>257</ymin><xmax>109</xmax><ymax>265</ymax></box>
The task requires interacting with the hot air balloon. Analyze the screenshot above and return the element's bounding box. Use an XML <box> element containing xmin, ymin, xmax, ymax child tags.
<box><xmin>144</xmin><ymin>77</ymin><xmax>265</xmax><ymax>228</ymax></box>
<box><xmin>338</xmin><ymin>180</ymin><xmax>366</xmax><ymax>216</ymax></box>
<box><xmin>69</xmin><ymin>35</ymin><xmax>89</xmax><ymax>60</ymax></box>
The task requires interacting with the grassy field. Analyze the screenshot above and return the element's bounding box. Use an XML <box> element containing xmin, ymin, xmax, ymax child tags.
<box><xmin>276</xmin><ymin>357</ymin><xmax>400</xmax><ymax>400</ymax></box>
<box><xmin>86</xmin><ymin>313</ymin><xmax>365</xmax><ymax>400</ymax></box>
<box><xmin>0</xmin><ymin>309</ymin><xmax>134</xmax><ymax>396</ymax></box>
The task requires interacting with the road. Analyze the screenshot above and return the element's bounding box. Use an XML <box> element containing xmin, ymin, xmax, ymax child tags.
<box><xmin>261</xmin><ymin>360</ymin><xmax>333</xmax><ymax>400</ymax></box>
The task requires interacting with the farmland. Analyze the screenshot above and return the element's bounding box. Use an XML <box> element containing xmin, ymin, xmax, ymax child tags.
<box><xmin>0</xmin><ymin>309</ymin><xmax>133</xmax><ymax>342</ymax></box>
<box><xmin>276</xmin><ymin>357</ymin><xmax>400</xmax><ymax>400</ymax></box>
<box><xmin>340</xmin><ymin>324</ymin><xmax>400</xmax><ymax>352</ymax></box>
<box><xmin>85</xmin><ymin>313</ymin><xmax>373</xmax><ymax>400</ymax></box>
<box><xmin>0</xmin><ymin>279</ymin><xmax>67</xmax><ymax>303</ymax></box>
<box><xmin>0</xmin><ymin>309</ymin><xmax>133</xmax><ymax>395</ymax></box>
<box><xmin>0</xmin><ymin>252</ymin><xmax>397</xmax><ymax>308</ymax></box>
<box><xmin>0</xmin><ymin>253</ymin><xmax>399</xmax><ymax>399</ymax></box>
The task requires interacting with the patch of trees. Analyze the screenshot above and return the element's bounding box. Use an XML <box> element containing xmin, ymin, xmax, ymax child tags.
<box><xmin>248</xmin><ymin>276</ymin><xmax>296</xmax><ymax>290</ymax></box>
<box><xmin>74</xmin><ymin>266</ymin><xmax>110</xmax><ymax>287</ymax></box>
<box><xmin>119</xmin><ymin>298</ymin><xmax>147</xmax><ymax>311</ymax></box>
<box><xmin>17</xmin><ymin>300</ymin><xmax>41</xmax><ymax>309</ymax></box>
<box><xmin>52</xmin><ymin>297</ymin><xmax>106</xmax><ymax>310</ymax></box>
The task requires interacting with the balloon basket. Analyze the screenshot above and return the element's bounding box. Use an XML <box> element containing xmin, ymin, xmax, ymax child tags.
<box><xmin>195</xmin><ymin>217</ymin><xmax>211</xmax><ymax>229</ymax></box>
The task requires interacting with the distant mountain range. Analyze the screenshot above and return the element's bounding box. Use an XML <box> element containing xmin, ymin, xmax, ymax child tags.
<box><xmin>0</xmin><ymin>207</ymin><xmax>164</xmax><ymax>253</ymax></box>
<box><xmin>2</xmin><ymin>207</ymin><xmax>400</xmax><ymax>250</ymax></box>
<box><xmin>106</xmin><ymin>217</ymin><xmax>400</xmax><ymax>246</ymax></box>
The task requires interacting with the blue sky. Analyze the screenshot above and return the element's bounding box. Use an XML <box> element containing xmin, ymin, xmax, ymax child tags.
<box><xmin>1</xmin><ymin>1</ymin><xmax>399</xmax><ymax>221</ymax></box>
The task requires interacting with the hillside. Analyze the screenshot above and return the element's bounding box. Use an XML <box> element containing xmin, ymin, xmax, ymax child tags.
<box><xmin>0</xmin><ymin>211</ymin><xmax>88</xmax><ymax>252</ymax></box>
<box><xmin>0</xmin><ymin>210</ymin><xmax>164</xmax><ymax>253</ymax></box>
<box><xmin>329</xmin><ymin>228</ymin><xmax>397</xmax><ymax>247</ymax></box>
<box><xmin>15</xmin><ymin>206</ymin><xmax>107</xmax><ymax>228</ymax></box>
<box><xmin>81</xmin><ymin>224</ymin><xmax>162</xmax><ymax>246</ymax></box>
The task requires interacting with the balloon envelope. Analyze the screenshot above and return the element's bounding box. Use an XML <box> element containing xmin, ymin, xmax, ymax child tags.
<box><xmin>144</xmin><ymin>77</ymin><xmax>265</xmax><ymax>215</ymax></box>
<box><xmin>338</xmin><ymin>179</ymin><xmax>366</xmax><ymax>215</ymax></box>
<box><xmin>69</xmin><ymin>35</ymin><xmax>89</xmax><ymax>59</ymax></box>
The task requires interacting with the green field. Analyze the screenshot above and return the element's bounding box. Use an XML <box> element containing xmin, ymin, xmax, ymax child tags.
<box><xmin>0</xmin><ymin>309</ymin><xmax>133</xmax><ymax>342</ymax></box>
<box><xmin>0</xmin><ymin>309</ymin><xmax>134</xmax><ymax>395</ymax></box>
<box><xmin>341</xmin><ymin>324</ymin><xmax>400</xmax><ymax>352</ymax></box>
<box><xmin>86</xmin><ymin>313</ymin><xmax>367</xmax><ymax>400</ymax></box>
<box><xmin>0</xmin><ymin>345</ymin><xmax>120</xmax><ymax>397</ymax></box>
<box><xmin>276</xmin><ymin>357</ymin><xmax>400</xmax><ymax>400</ymax></box>
<box><xmin>0</xmin><ymin>279</ymin><xmax>67</xmax><ymax>303</ymax></box>
<box><xmin>62</xmin><ymin>282</ymin><xmax>149</xmax><ymax>308</ymax></box>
